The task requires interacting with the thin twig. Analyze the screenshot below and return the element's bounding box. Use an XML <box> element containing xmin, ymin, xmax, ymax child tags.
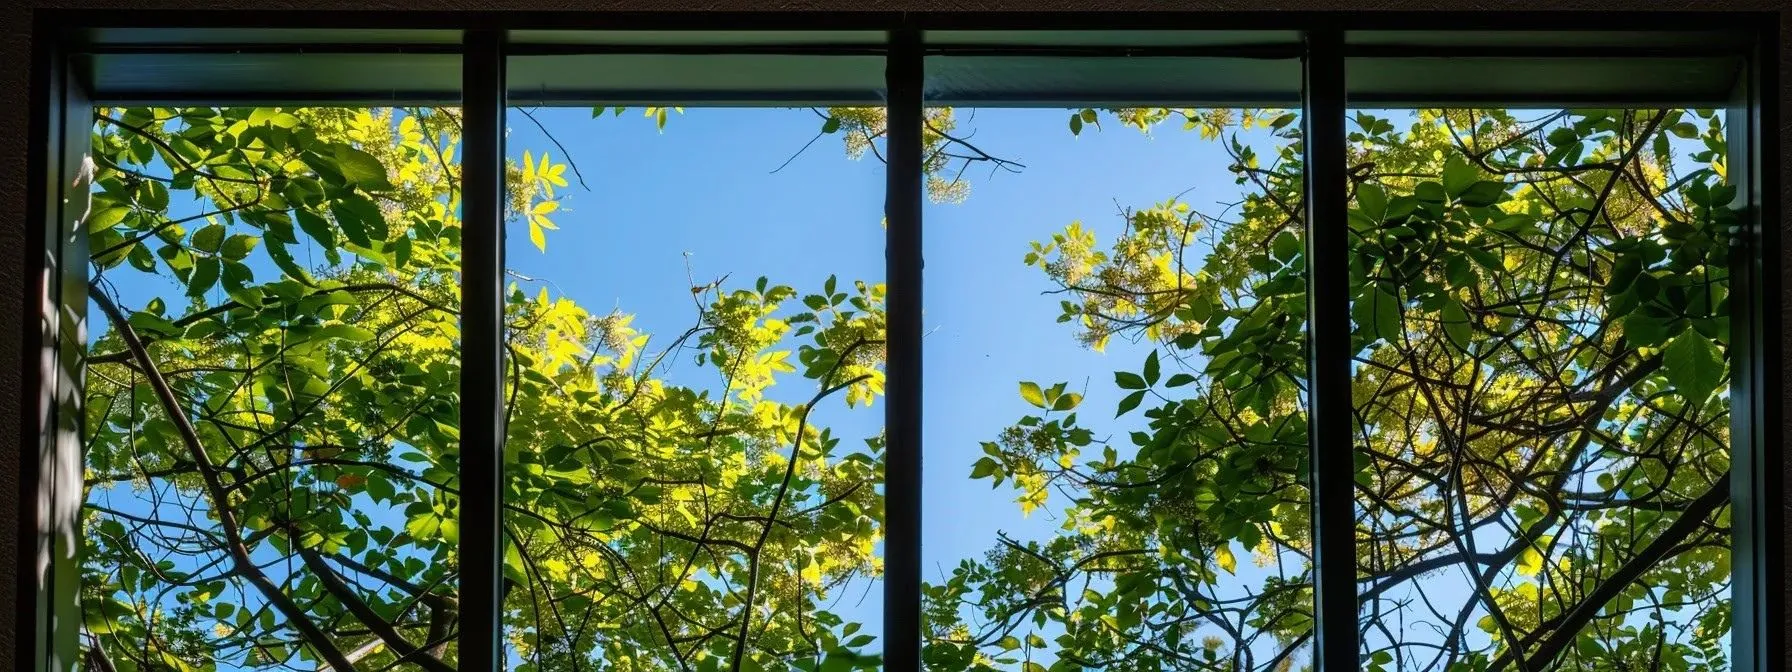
<box><xmin>516</xmin><ymin>107</ymin><xmax>591</xmax><ymax>191</ymax></box>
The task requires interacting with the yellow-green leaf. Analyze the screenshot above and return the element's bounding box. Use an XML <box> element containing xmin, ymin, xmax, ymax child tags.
<box><xmin>1516</xmin><ymin>546</ymin><xmax>1544</xmax><ymax>577</ymax></box>
<box><xmin>529</xmin><ymin>222</ymin><xmax>547</xmax><ymax>253</ymax></box>
<box><xmin>86</xmin><ymin>206</ymin><xmax>131</xmax><ymax>233</ymax></box>
<box><xmin>334</xmin><ymin>144</ymin><xmax>394</xmax><ymax>192</ymax></box>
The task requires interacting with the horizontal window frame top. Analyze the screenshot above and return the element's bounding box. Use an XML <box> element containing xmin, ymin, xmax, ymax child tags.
<box><xmin>24</xmin><ymin>12</ymin><xmax>1781</xmax><ymax>672</ymax></box>
<box><xmin>42</xmin><ymin>9</ymin><xmax>1770</xmax><ymax>32</ymax></box>
<box><xmin>59</xmin><ymin>20</ymin><xmax>1756</xmax><ymax>105</ymax></box>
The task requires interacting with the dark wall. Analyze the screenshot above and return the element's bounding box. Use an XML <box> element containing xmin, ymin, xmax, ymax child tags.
<box><xmin>3</xmin><ymin>1</ymin><xmax>1786</xmax><ymax>668</ymax></box>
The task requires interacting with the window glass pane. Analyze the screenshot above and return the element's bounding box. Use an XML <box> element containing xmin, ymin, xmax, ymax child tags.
<box><xmin>82</xmin><ymin>105</ymin><xmax>463</xmax><ymax>669</ymax></box>
<box><xmin>499</xmin><ymin>102</ymin><xmax>886</xmax><ymax>671</ymax></box>
<box><xmin>919</xmin><ymin>101</ymin><xmax>1314</xmax><ymax>668</ymax></box>
<box><xmin>1348</xmin><ymin>108</ymin><xmax>1735</xmax><ymax>670</ymax></box>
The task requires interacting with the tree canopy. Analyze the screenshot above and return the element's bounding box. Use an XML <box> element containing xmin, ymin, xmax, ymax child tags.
<box><xmin>79</xmin><ymin>101</ymin><xmax>1733</xmax><ymax>672</ymax></box>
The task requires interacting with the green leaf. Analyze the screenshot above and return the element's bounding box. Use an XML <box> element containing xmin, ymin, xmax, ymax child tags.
<box><xmin>1366</xmin><ymin>287</ymin><xmax>1402</xmax><ymax>343</ymax></box>
<box><xmin>1624</xmin><ymin>312</ymin><xmax>1670</xmax><ymax>347</ymax></box>
<box><xmin>127</xmin><ymin>311</ymin><xmax>181</xmax><ymax>337</ymax></box>
<box><xmin>85</xmin><ymin>207</ymin><xmax>131</xmax><ymax>234</ymax></box>
<box><xmin>1269</xmin><ymin>112</ymin><xmax>1297</xmax><ymax>130</ymax></box>
<box><xmin>1662</xmin><ymin>330</ymin><xmax>1724</xmax><ymax>404</ymax></box>
<box><xmin>1115</xmin><ymin>371</ymin><xmax>1147</xmax><ymax>390</ymax></box>
<box><xmin>186</xmin><ymin>257</ymin><xmax>220</xmax><ymax>297</ymax></box>
<box><xmin>1143</xmin><ymin>350</ymin><xmax>1161</xmax><ymax>386</ymax></box>
<box><xmin>970</xmin><ymin>457</ymin><xmax>1000</xmax><ymax>480</ymax></box>
<box><xmin>127</xmin><ymin>243</ymin><xmax>157</xmax><ymax>272</ymax></box>
<box><xmin>1069</xmin><ymin>114</ymin><xmax>1084</xmax><ymax>136</ymax></box>
<box><xmin>1442</xmin><ymin>155</ymin><xmax>1477</xmax><ymax>197</ymax></box>
<box><xmin>1050</xmin><ymin>392</ymin><xmax>1082</xmax><ymax>412</ymax></box>
<box><xmin>1165</xmin><ymin>373</ymin><xmax>1197</xmax><ymax>388</ymax></box>
<box><xmin>333</xmin><ymin>144</ymin><xmax>394</xmax><ymax>192</ymax></box>
<box><xmin>366</xmin><ymin>475</ymin><xmax>396</xmax><ymax>503</ymax></box>
<box><xmin>1356</xmin><ymin>183</ymin><xmax>1387</xmax><ymax>222</ymax></box>
<box><xmin>295</xmin><ymin>209</ymin><xmax>336</xmax><ymax>249</ymax></box>
<box><xmin>1117</xmin><ymin>390</ymin><xmax>1146</xmax><ymax>417</ymax></box>
<box><xmin>89</xmin><ymin>232</ymin><xmax>129</xmax><ymax>270</ymax></box>
<box><xmin>1458</xmin><ymin>180</ymin><xmax>1507</xmax><ymax>208</ymax></box>
<box><xmin>1019</xmin><ymin>382</ymin><xmax>1046</xmax><ymax>408</ymax></box>
<box><xmin>1606</xmin><ymin>254</ymin><xmax>1644</xmax><ymax>295</ymax></box>
<box><xmin>405</xmin><ymin>511</ymin><xmax>442</xmax><ymax>539</ymax></box>
<box><xmin>330</xmin><ymin>196</ymin><xmax>382</xmax><ymax>248</ymax></box>
<box><xmin>1270</xmin><ymin>230</ymin><xmax>1301</xmax><ymax>263</ymax></box>
<box><xmin>221</xmin><ymin>234</ymin><xmax>260</xmax><ymax>261</ymax></box>
<box><xmin>392</xmin><ymin>234</ymin><xmax>413</xmax><ymax>269</ymax></box>
<box><xmin>1445</xmin><ymin>254</ymin><xmax>1477</xmax><ymax>290</ymax></box>
<box><xmin>821</xmin><ymin>116</ymin><xmax>842</xmax><ymax>134</ymax></box>
<box><xmin>314</xmin><ymin>324</ymin><xmax>378</xmax><ymax>343</ymax></box>
<box><xmin>222</xmin><ymin>261</ymin><xmax>260</xmax><ymax>308</ymax></box>
<box><xmin>1575</xmin><ymin>635</ymin><xmax>1606</xmax><ymax>660</ymax></box>
<box><xmin>191</xmin><ymin>224</ymin><xmax>226</xmax><ymax>253</ymax></box>
<box><xmin>128</xmin><ymin>135</ymin><xmax>156</xmax><ymax>165</ymax></box>
<box><xmin>1441</xmin><ymin>300</ymin><xmax>1471</xmax><ymax>350</ymax></box>
<box><xmin>138</xmin><ymin>181</ymin><xmax>170</xmax><ymax>211</ymax></box>
<box><xmin>167</xmin><ymin>136</ymin><xmax>205</xmax><ymax>165</ymax></box>
<box><xmin>266</xmin><ymin>239</ymin><xmax>312</xmax><ymax>283</ymax></box>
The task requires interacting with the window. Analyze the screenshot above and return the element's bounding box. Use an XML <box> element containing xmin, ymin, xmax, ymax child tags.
<box><xmin>24</xmin><ymin>15</ymin><xmax>1780</xmax><ymax>672</ymax></box>
<box><xmin>920</xmin><ymin>102</ymin><xmax>1317</xmax><ymax>671</ymax></box>
<box><xmin>920</xmin><ymin>46</ymin><xmax>1315</xmax><ymax>670</ymax></box>
<box><xmin>1348</xmin><ymin>106</ymin><xmax>1738</xmax><ymax>670</ymax></box>
<box><xmin>81</xmin><ymin>104</ymin><xmax>464</xmax><ymax>671</ymax></box>
<box><xmin>499</xmin><ymin>93</ymin><xmax>886</xmax><ymax>671</ymax></box>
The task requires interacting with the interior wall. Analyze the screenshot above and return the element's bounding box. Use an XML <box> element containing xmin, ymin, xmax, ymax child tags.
<box><xmin>2</xmin><ymin>1</ymin><xmax>1785</xmax><ymax>668</ymax></box>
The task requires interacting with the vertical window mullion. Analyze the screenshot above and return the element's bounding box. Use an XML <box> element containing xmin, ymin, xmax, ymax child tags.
<box><xmin>1729</xmin><ymin>25</ymin><xmax>1782</xmax><ymax>672</ymax></box>
<box><xmin>460</xmin><ymin>27</ymin><xmax>508</xmax><ymax>672</ymax></box>
<box><xmin>1300</xmin><ymin>28</ymin><xmax>1358</xmax><ymax>672</ymax></box>
<box><xmin>883</xmin><ymin>25</ymin><xmax>925</xmax><ymax>672</ymax></box>
<box><xmin>30</xmin><ymin>30</ymin><xmax>93</xmax><ymax>672</ymax></box>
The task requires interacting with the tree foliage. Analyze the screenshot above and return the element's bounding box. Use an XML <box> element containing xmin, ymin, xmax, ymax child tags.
<box><xmin>934</xmin><ymin>107</ymin><xmax>1734</xmax><ymax>672</ymax></box>
<box><xmin>78</xmin><ymin>102</ymin><xmax>1735</xmax><ymax>672</ymax></box>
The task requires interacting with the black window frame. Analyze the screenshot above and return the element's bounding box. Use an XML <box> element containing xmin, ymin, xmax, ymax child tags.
<box><xmin>23</xmin><ymin>11</ymin><xmax>1782</xmax><ymax>672</ymax></box>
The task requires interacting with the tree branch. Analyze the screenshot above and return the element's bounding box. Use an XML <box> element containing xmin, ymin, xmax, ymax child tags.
<box><xmin>89</xmin><ymin>284</ymin><xmax>360</xmax><ymax>672</ymax></box>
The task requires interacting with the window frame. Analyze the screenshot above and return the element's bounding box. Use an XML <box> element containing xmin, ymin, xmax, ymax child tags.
<box><xmin>23</xmin><ymin>11</ymin><xmax>1782</xmax><ymax>672</ymax></box>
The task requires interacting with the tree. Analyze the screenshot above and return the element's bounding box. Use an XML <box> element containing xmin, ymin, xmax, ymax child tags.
<box><xmin>80</xmin><ymin>106</ymin><xmax>884</xmax><ymax>672</ymax></box>
<box><xmin>932</xmin><ymin>107</ymin><xmax>1733</xmax><ymax>672</ymax></box>
<box><xmin>78</xmin><ymin>101</ymin><xmax>1735</xmax><ymax>672</ymax></box>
